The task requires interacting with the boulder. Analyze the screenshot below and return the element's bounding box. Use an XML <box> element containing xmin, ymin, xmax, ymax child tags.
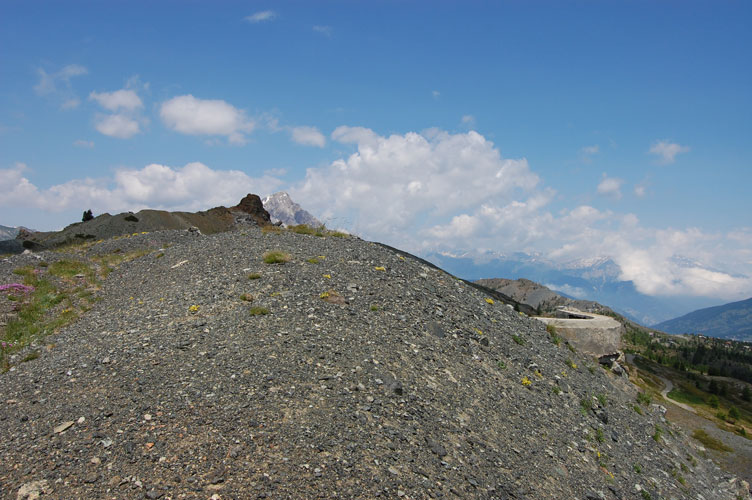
<box><xmin>232</xmin><ymin>194</ymin><xmax>272</xmax><ymax>226</ymax></box>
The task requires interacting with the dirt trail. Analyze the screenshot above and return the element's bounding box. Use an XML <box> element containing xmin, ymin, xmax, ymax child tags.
<box><xmin>657</xmin><ymin>374</ymin><xmax>697</xmax><ymax>413</ymax></box>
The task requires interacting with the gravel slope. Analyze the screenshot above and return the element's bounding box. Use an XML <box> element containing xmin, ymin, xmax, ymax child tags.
<box><xmin>1</xmin><ymin>226</ymin><xmax>750</xmax><ymax>499</ymax></box>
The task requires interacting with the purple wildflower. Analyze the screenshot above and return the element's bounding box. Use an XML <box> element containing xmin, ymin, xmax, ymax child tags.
<box><xmin>0</xmin><ymin>283</ymin><xmax>34</xmax><ymax>294</ymax></box>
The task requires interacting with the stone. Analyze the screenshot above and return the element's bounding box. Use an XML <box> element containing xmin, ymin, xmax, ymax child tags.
<box><xmin>53</xmin><ymin>421</ymin><xmax>74</xmax><ymax>434</ymax></box>
<box><xmin>427</xmin><ymin>439</ymin><xmax>447</xmax><ymax>457</ymax></box>
<box><xmin>16</xmin><ymin>480</ymin><xmax>50</xmax><ymax>500</ymax></box>
<box><xmin>427</xmin><ymin>322</ymin><xmax>446</xmax><ymax>338</ymax></box>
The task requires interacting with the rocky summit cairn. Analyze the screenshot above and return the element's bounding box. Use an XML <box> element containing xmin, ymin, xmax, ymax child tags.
<box><xmin>0</xmin><ymin>225</ymin><xmax>750</xmax><ymax>499</ymax></box>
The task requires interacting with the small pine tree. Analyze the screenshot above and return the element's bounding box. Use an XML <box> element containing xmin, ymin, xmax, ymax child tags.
<box><xmin>82</xmin><ymin>209</ymin><xmax>94</xmax><ymax>222</ymax></box>
<box><xmin>728</xmin><ymin>406</ymin><xmax>740</xmax><ymax>421</ymax></box>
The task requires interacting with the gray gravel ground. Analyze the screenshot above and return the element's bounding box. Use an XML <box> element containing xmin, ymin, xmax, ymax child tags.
<box><xmin>1</xmin><ymin>226</ymin><xmax>750</xmax><ymax>499</ymax></box>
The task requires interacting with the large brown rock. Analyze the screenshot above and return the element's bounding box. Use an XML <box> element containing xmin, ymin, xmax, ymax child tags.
<box><xmin>232</xmin><ymin>194</ymin><xmax>271</xmax><ymax>226</ymax></box>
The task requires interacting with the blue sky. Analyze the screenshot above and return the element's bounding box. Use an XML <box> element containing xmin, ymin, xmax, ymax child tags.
<box><xmin>1</xmin><ymin>1</ymin><xmax>751</xmax><ymax>300</ymax></box>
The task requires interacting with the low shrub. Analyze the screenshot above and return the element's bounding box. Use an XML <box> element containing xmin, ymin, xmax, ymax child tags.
<box><xmin>263</xmin><ymin>251</ymin><xmax>291</xmax><ymax>264</ymax></box>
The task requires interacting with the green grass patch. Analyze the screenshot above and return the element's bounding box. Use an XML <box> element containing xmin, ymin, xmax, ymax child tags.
<box><xmin>511</xmin><ymin>334</ymin><xmax>525</xmax><ymax>345</ymax></box>
<box><xmin>248</xmin><ymin>273</ymin><xmax>261</xmax><ymax>280</ymax></box>
<box><xmin>288</xmin><ymin>224</ymin><xmax>325</xmax><ymax>237</ymax></box>
<box><xmin>48</xmin><ymin>259</ymin><xmax>95</xmax><ymax>280</ymax></box>
<box><xmin>21</xmin><ymin>351</ymin><xmax>40</xmax><ymax>363</ymax></box>
<box><xmin>652</xmin><ymin>425</ymin><xmax>663</xmax><ymax>442</ymax></box>
<box><xmin>262</xmin><ymin>251</ymin><xmax>291</xmax><ymax>264</ymax></box>
<box><xmin>637</xmin><ymin>391</ymin><xmax>652</xmax><ymax>406</ymax></box>
<box><xmin>249</xmin><ymin>307</ymin><xmax>270</xmax><ymax>316</ymax></box>
<box><xmin>666</xmin><ymin>386</ymin><xmax>706</xmax><ymax>406</ymax></box>
<box><xmin>692</xmin><ymin>429</ymin><xmax>733</xmax><ymax>452</ymax></box>
<box><xmin>91</xmin><ymin>249</ymin><xmax>150</xmax><ymax>279</ymax></box>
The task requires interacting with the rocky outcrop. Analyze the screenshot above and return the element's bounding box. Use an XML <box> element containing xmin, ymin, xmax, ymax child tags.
<box><xmin>476</xmin><ymin>277</ymin><xmax>614</xmax><ymax>315</ymax></box>
<box><xmin>231</xmin><ymin>193</ymin><xmax>272</xmax><ymax>226</ymax></box>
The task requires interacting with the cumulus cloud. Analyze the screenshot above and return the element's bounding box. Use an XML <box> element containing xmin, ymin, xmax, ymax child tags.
<box><xmin>292</xmin><ymin>126</ymin><xmax>539</xmax><ymax>243</ymax></box>
<box><xmin>0</xmin><ymin>163</ymin><xmax>41</xmax><ymax>206</ymax></box>
<box><xmin>0</xmin><ymin>162</ymin><xmax>283</xmax><ymax>215</ymax></box>
<box><xmin>94</xmin><ymin>114</ymin><xmax>141</xmax><ymax>139</ymax></box>
<box><xmin>649</xmin><ymin>140</ymin><xmax>690</xmax><ymax>164</ymax></box>
<box><xmin>245</xmin><ymin>10</ymin><xmax>276</xmax><ymax>23</ymax></box>
<box><xmin>290</xmin><ymin>126</ymin><xmax>326</xmax><ymax>147</ymax></box>
<box><xmin>597</xmin><ymin>175</ymin><xmax>623</xmax><ymax>199</ymax></box>
<box><xmin>89</xmin><ymin>89</ymin><xmax>143</xmax><ymax>111</ymax></box>
<box><xmin>581</xmin><ymin>145</ymin><xmax>599</xmax><ymax>155</ymax></box>
<box><xmin>160</xmin><ymin>95</ymin><xmax>254</xmax><ymax>144</ymax></box>
<box><xmin>285</xmin><ymin>125</ymin><xmax>752</xmax><ymax>300</ymax></box>
<box><xmin>89</xmin><ymin>86</ymin><xmax>145</xmax><ymax>139</ymax></box>
<box><xmin>34</xmin><ymin>64</ymin><xmax>88</xmax><ymax>109</ymax></box>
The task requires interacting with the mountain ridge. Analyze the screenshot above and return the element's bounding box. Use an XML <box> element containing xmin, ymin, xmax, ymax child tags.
<box><xmin>424</xmin><ymin>250</ymin><xmax>725</xmax><ymax>326</ymax></box>
<box><xmin>1</xmin><ymin>205</ymin><xmax>749</xmax><ymax>498</ymax></box>
<box><xmin>655</xmin><ymin>296</ymin><xmax>752</xmax><ymax>341</ymax></box>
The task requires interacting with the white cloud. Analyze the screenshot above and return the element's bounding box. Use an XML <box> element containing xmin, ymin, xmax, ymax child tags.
<box><xmin>649</xmin><ymin>140</ymin><xmax>690</xmax><ymax>164</ymax></box>
<box><xmin>461</xmin><ymin>115</ymin><xmax>476</xmax><ymax>128</ymax></box>
<box><xmin>73</xmin><ymin>139</ymin><xmax>94</xmax><ymax>148</ymax></box>
<box><xmin>0</xmin><ymin>162</ymin><xmax>283</xmax><ymax>216</ymax></box>
<box><xmin>94</xmin><ymin>114</ymin><xmax>141</xmax><ymax>139</ymax></box>
<box><xmin>597</xmin><ymin>175</ymin><xmax>623</xmax><ymax>199</ymax></box>
<box><xmin>290</xmin><ymin>126</ymin><xmax>326</xmax><ymax>147</ymax></box>
<box><xmin>313</xmin><ymin>25</ymin><xmax>332</xmax><ymax>37</ymax></box>
<box><xmin>293</xmin><ymin>127</ymin><xmax>539</xmax><ymax>243</ymax></box>
<box><xmin>245</xmin><ymin>10</ymin><xmax>276</xmax><ymax>23</ymax></box>
<box><xmin>581</xmin><ymin>145</ymin><xmax>599</xmax><ymax>155</ymax></box>
<box><xmin>34</xmin><ymin>64</ymin><xmax>87</xmax><ymax>95</ymax></box>
<box><xmin>89</xmin><ymin>86</ymin><xmax>145</xmax><ymax>139</ymax></box>
<box><xmin>160</xmin><ymin>95</ymin><xmax>254</xmax><ymax>144</ymax></box>
<box><xmin>0</xmin><ymin>163</ymin><xmax>41</xmax><ymax>206</ymax></box>
<box><xmin>89</xmin><ymin>89</ymin><xmax>143</xmax><ymax>111</ymax></box>
<box><xmin>634</xmin><ymin>184</ymin><xmax>647</xmax><ymax>198</ymax></box>
<box><xmin>285</xmin><ymin>125</ymin><xmax>752</xmax><ymax>300</ymax></box>
<box><xmin>34</xmin><ymin>64</ymin><xmax>88</xmax><ymax>109</ymax></box>
<box><xmin>432</xmin><ymin>90</ymin><xmax>440</xmax><ymax>99</ymax></box>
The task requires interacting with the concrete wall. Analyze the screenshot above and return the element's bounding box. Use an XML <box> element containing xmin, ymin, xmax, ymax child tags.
<box><xmin>536</xmin><ymin>309</ymin><xmax>624</xmax><ymax>356</ymax></box>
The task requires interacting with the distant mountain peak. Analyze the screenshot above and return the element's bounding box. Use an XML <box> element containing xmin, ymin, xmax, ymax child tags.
<box><xmin>262</xmin><ymin>192</ymin><xmax>322</xmax><ymax>227</ymax></box>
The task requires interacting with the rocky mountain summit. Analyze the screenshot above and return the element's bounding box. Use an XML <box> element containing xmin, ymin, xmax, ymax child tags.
<box><xmin>1</xmin><ymin>214</ymin><xmax>750</xmax><ymax>498</ymax></box>
<box><xmin>262</xmin><ymin>191</ymin><xmax>322</xmax><ymax>228</ymax></box>
<box><xmin>0</xmin><ymin>224</ymin><xmax>21</xmax><ymax>241</ymax></box>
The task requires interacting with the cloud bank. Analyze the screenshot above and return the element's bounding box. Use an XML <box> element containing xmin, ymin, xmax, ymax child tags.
<box><xmin>2</xmin><ymin>127</ymin><xmax>749</xmax><ymax>301</ymax></box>
<box><xmin>0</xmin><ymin>162</ymin><xmax>281</xmax><ymax>215</ymax></box>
